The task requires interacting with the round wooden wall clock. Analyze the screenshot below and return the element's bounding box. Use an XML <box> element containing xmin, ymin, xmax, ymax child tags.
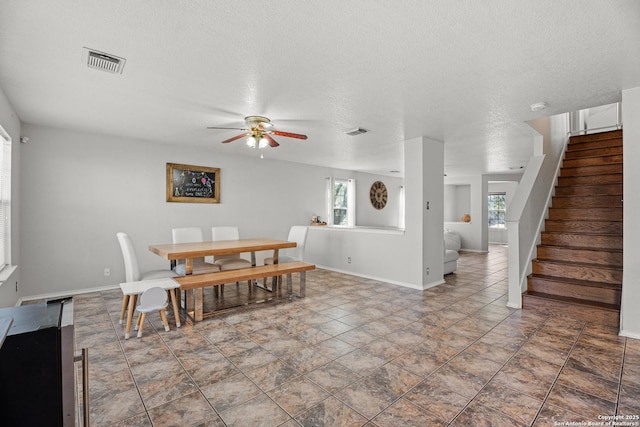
<box><xmin>370</xmin><ymin>181</ymin><xmax>388</xmax><ymax>210</ymax></box>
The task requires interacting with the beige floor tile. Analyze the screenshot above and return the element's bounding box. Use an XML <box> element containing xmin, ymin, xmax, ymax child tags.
<box><xmin>70</xmin><ymin>245</ymin><xmax>635</xmax><ymax>426</ymax></box>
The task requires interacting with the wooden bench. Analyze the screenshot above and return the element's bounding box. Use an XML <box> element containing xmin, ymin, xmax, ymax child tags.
<box><xmin>119</xmin><ymin>278</ymin><xmax>181</xmax><ymax>339</ymax></box>
<box><xmin>174</xmin><ymin>261</ymin><xmax>316</xmax><ymax>322</ymax></box>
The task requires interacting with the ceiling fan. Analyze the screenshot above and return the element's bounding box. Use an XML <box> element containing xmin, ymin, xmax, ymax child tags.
<box><xmin>207</xmin><ymin>115</ymin><xmax>308</xmax><ymax>149</ymax></box>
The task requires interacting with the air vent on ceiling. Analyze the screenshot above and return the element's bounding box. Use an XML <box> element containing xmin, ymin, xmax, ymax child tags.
<box><xmin>345</xmin><ymin>128</ymin><xmax>367</xmax><ymax>136</ymax></box>
<box><xmin>83</xmin><ymin>48</ymin><xmax>126</xmax><ymax>74</ymax></box>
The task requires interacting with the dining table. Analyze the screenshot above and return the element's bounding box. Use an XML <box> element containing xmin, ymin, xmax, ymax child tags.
<box><xmin>148</xmin><ymin>238</ymin><xmax>297</xmax><ymax>320</ymax></box>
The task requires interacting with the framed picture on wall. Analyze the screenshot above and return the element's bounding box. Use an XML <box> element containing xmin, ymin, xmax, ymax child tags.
<box><xmin>166</xmin><ymin>162</ymin><xmax>220</xmax><ymax>203</ymax></box>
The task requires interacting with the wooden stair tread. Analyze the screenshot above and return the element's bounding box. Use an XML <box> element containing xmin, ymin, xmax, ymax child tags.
<box><xmin>557</xmin><ymin>174</ymin><xmax>622</xmax><ymax>186</ymax></box>
<box><xmin>537</xmin><ymin>244</ymin><xmax>622</xmax><ymax>253</ymax></box>
<box><xmin>542</xmin><ymin>230</ymin><xmax>622</xmax><ymax>236</ymax></box>
<box><xmin>528</xmin><ymin>273</ymin><xmax>622</xmax><ymax>290</ymax></box>
<box><xmin>554</xmin><ymin>184</ymin><xmax>623</xmax><ymax>196</ymax></box>
<box><xmin>565</xmin><ymin>146</ymin><xmax>623</xmax><ymax>157</ymax></box>
<box><xmin>524</xmin><ymin>291</ymin><xmax>620</xmax><ymax>312</ymax></box>
<box><xmin>532</xmin><ymin>258</ymin><xmax>622</xmax><ymax>270</ymax></box>
<box><xmin>567</xmin><ymin>129</ymin><xmax>622</xmax><ymax>143</ymax></box>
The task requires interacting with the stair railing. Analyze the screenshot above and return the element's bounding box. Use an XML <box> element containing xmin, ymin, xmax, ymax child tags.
<box><xmin>569</xmin><ymin>102</ymin><xmax>622</xmax><ymax>136</ymax></box>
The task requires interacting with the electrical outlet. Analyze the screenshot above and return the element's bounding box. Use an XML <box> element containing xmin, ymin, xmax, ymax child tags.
<box><xmin>104</xmin><ymin>268</ymin><xmax>111</xmax><ymax>277</ymax></box>
<box><xmin>347</xmin><ymin>257</ymin><xmax>352</xmax><ymax>264</ymax></box>
<box><xmin>426</xmin><ymin>267</ymin><xmax>430</xmax><ymax>275</ymax></box>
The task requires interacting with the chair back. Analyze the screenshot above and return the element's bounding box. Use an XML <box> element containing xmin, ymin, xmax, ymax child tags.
<box><xmin>211</xmin><ymin>226</ymin><xmax>241</xmax><ymax>261</ymax></box>
<box><xmin>286</xmin><ymin>226</ymin><xmax>309</xmax><ymax>260</ymax></box>
<box><xmin>211</xmin><ymin>226</ymin><xmax>240</xmax><ymax>241</ymax></box>
<box><xmin>172</xmin><ymin>227</ymin><xmax>204</xmax><ymax>244</ymax></box>
<box><xmin>172</xmin><ymin>227</ymin><xmax>210</xmax><ymax>263</ymax></box>
<box><xmin>117</xmin><ymin>232</ymin><xmax>141</xmax><ymax>282</ymax></box>
<box><xmin>138</xmin><ymin>286</ymin><xmax>168</xmax><ymax>310</ymax></box>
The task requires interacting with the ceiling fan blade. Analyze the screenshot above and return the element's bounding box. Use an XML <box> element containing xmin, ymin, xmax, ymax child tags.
<box><xmin>221</xmin><ymin>133</ymin><xmax>247</xmax><ymax>143</ymax></box>
<box><xmin>264</xmin><ymin>134</ymin><xmax>280</xmax><ymax>147</ymax></box>
<box><xmin>270</xmin><ymin>130</ymin><xmax>308</xmax><ymax>140</ymax></box>
<box><xmin>207</xmin><ymin>126</ymin><xmax>247</xmax><ymax>131</ymax></box>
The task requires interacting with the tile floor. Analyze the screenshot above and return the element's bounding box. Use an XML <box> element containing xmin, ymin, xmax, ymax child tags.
<box><xmin>73</xmin><ymin>245</ymin><xmax>640</xmax><ymax>426</ymax></box>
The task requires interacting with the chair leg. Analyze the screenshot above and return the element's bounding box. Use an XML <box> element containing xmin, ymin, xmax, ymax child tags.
<box><xmin>168</xmin><ymin>289</ymin><xmax>181</xmax><ymax>328</ymax></box>
<box><xmin>159</xmin><ymin>309</ymin><xmax>170</xmax><ymax>332</ymax></box>
<box><xmin>119</xmin><ymin>295</ymin><xmax>129</xmax><ymax>324</ymax></box>
<box><xmin>124</xmin><ymin>295</ymin><xmax>137</xmax><ymax>340</ymax></box>
<box><xmin>135</xmin><ymin>312</ymin><xmax>142</xmax><ymax>330</ymax></box>
<box><xmin>137</xmin><ymin>312</ymin><xmax>146</xmax><ymax>338</ymax></box>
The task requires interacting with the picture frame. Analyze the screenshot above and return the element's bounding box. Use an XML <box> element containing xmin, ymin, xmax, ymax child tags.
<box><xmin>166</xmin><ymin>162</ymin><xmax>220</xmax><ymax>203</ymax></box>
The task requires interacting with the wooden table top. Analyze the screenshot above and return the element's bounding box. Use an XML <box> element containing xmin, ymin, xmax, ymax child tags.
<box><xmin>148</xmin><ymin>238</ymin><xmax>296</xmax><ymax>260</ymax></box>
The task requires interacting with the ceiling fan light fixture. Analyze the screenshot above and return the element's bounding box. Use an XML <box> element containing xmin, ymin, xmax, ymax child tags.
<box><xmin>258</xmin><ymin>137</ymin><xmax>269</xmax><ymax>149</ymax></box>
<box><xmin>246</xmin><ymin>136</ymin><xmax>257</xmax><ymax>148</ymax></box>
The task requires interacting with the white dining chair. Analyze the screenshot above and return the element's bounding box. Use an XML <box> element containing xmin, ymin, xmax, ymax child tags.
<box><xmin>211</xmin><ymin>226</ymin><xmax>253</xmax><ymax>293</ymax></box>
<box><xmin>210</xmin><ymin>226</ymin><xmax>252</xmax><ymax>270</ymax></box>
<box><xmin>117</xmin><ymin>232</ymin><xmax>178</xmax><ymax>282</ymax></box>
<box><xmin>116</xmin><ymin>232</ymin><xmax>177</xmax><ymax>325</ymax></box>
<box><xmin>171</xmin><ymin>227</ymin><xmax>220</xmax><ymax>275</ymax></box>
<box><xmin>264</xmin><ymin>225</ymin><xmax>309</xmax><ymax>264</ymax></box>
<box><xmin>134</xmin><ymin>286</ymin><xmax>170</xmax><ymax>338</ymax></box>
<box><xmin>263</xmin><ymin>225</ymin><xmax>308</xmax><ymax>291</ymax></box>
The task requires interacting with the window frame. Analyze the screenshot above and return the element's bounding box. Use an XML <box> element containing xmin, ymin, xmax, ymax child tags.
<box><xmin>0</xmin><ymin>124</ymin><xmax>12</xmax><ymax>274</ymax></box>
<box><xmin>487</xmin><ymin>192</ymin><xmax>507</xmax><ymax>229</ymax></box>
<box><xmin>326</xmin><ymin>177</ymin><xmax>355</xmax><ymax>227</ymax></box>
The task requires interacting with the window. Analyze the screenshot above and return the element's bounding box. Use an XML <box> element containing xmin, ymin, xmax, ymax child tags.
<box><xmin>326</xmin><ymin>177</ymin><xmax>355</xmax><ymax>226</ymax></box>
<box><xmin>488</xmin><ymin>193</ymin><xmax>506</xmax><ymax>228</ymax></box>
<box><xmin>0</xmin><ymin>125</ymin><xmax>11</xmax><ymax>271</ymax></box>
<box><xmin>333</xmin><ymin>179</ymin><xmax>348</xmax><ymax>225</ymax></box>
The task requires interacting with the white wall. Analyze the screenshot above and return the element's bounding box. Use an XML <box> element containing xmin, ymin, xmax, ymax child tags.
<box><xmin>584</xmin><ymin>103</ymin><xmax>620</xmax><ymax>130</ymax></box>
<box><xmin>307</xmin><ymin>136</ymin><xmax>445</xmax><ymax>290</ymax></box>
<box><xmin>18</xmin><ymin>124</ymin><xmax>326</xmax><ymax>298</ymax></box>
<box><xmin>0</xmin><ymin>87</ymin><xmax>21</xmax><ymax>307</ymax></box>
<box><xmin>16</xmin><ymin>124</ymin><xmax>417</xmax><ymax>300</ymax></box>
<box><xmin>444</xmin><ymin>175</ymin><xmax>486</xmax><ymax>251</ymax></box>
<box><xmin>354</xmin><ymin>172</ymin><xmax>403</xmax><ymax>228</ymax></box>
<box><xmin>621</xmin><ymin>87</ymin><xmax>640</xmax><ymax>338</ymax></box>
<box><xmin>444</xmin><ymin>184</ymin><xmax>470</xmax><ymax>222</ymax></box>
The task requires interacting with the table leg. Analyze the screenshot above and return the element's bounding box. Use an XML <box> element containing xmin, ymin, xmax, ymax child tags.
<box><xmin>169</xmin><ymin>289</ymin><xmax>181</xmax><ymax>327</ymax></box>
<box><xmin>124</xmin><ymin>294</ymin><xmax>137</xmax><ymax>339</ymax></box>
<box><xmin>271</xmin><ymin>249</ymin><xmax>279</xmax><ymax>290</ymax></box>
<box><xmin>185</xmin><ymin>258</ymin><xmax>193</xmax><ymax>275</ymax></box>
<box><xmin>286</xmin><ymin>273</ymin><xmax>292</xmax><ymax>297</ymax></box>
<box><xmin>195</xmin><ymin>288</ymin><xmax>203</xmax><ymax>322</ymax></box>
<box><xmin>300</xmin><ymin>271</ymin><xmax>306</xmax><ymax>297</ymax></box>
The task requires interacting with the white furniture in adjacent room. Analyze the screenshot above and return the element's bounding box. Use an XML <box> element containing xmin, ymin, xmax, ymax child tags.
<box><xmin>444</xmin><ymin>229</ymin><xmax>461</xmax><ymax>275</ymax></box>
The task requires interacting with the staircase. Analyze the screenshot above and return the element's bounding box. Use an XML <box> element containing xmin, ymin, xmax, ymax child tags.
<box><xmin>524</xmin><ymin>129</ymin><xmax>623</xmax><ymax>321</ymax></box>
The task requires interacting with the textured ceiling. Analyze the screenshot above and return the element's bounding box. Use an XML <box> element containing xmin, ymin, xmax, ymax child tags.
<box><xmin>0</xmin><ymin>0</ymin><xmax>639</xmax><ymax>177</ymax></box>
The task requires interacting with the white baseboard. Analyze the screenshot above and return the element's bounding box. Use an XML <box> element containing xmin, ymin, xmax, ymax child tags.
<box><xmin>619</xmin><ymin>329</ymin><xmax>640</xmax><ymax>340</ymax></box>
<box><xmin>18</xmin><ymin>284</ymin><xmax>121</xmax><ymax>305</ymax></box>
<box><xmin>314</xmin><ymin>265</ymin><xmax>445</xmax><ymax>291</ymax></box>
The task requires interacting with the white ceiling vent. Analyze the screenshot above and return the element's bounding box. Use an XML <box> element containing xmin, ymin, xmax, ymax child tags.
<box><xmin>82</xmin><ymin>48</ymin><xmax>126</xmax><ymax>74</ymax></box>
<box><xmin>345</xmin><ymin>128</ymin><xmax>367</xmax><ymax>136</ymax></box>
